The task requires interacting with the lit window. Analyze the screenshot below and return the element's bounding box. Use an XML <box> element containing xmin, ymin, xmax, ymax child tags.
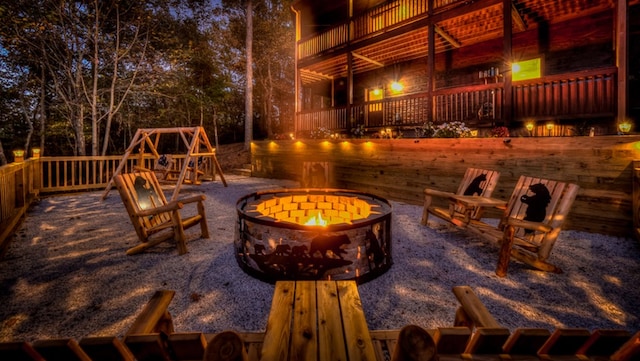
<box><xmin>368</xmin><ymin>88</ymin><xmax>383</xmax><ymax>112</ymax></box>
<box><xmin>512</xmin><ymin>58</ymin><xmax>541</xmax><ymax>81</ymax></box>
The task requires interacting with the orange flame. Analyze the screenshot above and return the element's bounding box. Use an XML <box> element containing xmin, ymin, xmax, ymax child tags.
<box><xmin>304</xmin><ymin>212</ymin><xmax>327</xmax><ymax>226</ymax></box>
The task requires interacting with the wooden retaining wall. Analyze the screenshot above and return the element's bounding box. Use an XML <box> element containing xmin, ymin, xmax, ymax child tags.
<box><xmin>251</xmin><ymin>136</ymin><xmax>640</xmax><ymax>238</ymax></box>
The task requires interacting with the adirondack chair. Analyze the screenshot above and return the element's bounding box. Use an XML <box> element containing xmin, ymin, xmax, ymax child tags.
<box><xmin>462</xmin><ymin>175</ymin><xmax>580</xmax><ymax>276</ymax></box>
<box><xmin>421</xmin><ymin>168</ymin><xmax>501</xmax><ymax>227</ymax></box>
<box><xmin>114</xmin><ymin>170</ymin><xmax>209</xmax><ymax>255</ymax></box>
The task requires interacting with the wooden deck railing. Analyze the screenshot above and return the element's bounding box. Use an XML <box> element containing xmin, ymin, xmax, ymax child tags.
<box><xmin>295</xmin><ymin>67</ymin><xmax>616</xmax><ymax>133</ymax></box>
<box><xmin>0</xmin><ymin>154</ymin><xmax>214</xmax><ymax>250</ymax></box>
<box><xmin>512</xmin><ymin>67</ymin><xmax>616</xmax><ymax>119</ymax></box>
<box><xmin>0</xmin><ymin>159</ymin><xmax>40</xmax><ymax>251</ymax></box>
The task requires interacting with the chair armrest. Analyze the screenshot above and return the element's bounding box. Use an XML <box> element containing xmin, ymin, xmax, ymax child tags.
<box><xmin>136</xmin><ymin>201</ymin><xmax>184</xmax><ymax>217</ymax></box>
<box><xmin>126</xmin><ymin>290</ymin><xmax>176</xmax><ymax>335</ymax></box>
<box><xmin>505</xmin><ymin>218</ymin><xmax>553</xmax><ymax>233</ymax></box>
<box><xmin>424</xmin><ymin>189</ymin><xmax>456</xmax><ymax>198</ymax></box>
<box><xmin>132</xmin><ymin>166</ymin><xmax>153</xmax><ymax>173</ymax></box>
<box><xmin>176</xmin><ymin>194</ymin><xmax>206</xmax><ymax>204</ymax></box>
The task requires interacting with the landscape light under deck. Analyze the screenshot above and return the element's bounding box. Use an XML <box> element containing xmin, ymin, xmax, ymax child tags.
<box><xmin>546</xmin><ymin>122</ymin><xmax>554</xmax><ymax>136</ymax></box>
<box><xmin>526</xmin><ymin>122</ymin><xmax>534</xmax><ymax>136</ymax></box>
<box><xmin>618</xmin><ymin>121</ymin><xmax>632</xmax><ymax>134</ymax></box>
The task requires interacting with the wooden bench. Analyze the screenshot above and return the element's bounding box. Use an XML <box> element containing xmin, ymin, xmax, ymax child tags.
<box><xmin>261</xmin><ymin>280</ymin><xmax>377</xmax><ymax>360</ymax></box>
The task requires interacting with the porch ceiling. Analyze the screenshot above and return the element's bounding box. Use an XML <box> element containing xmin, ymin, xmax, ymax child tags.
<box><xmin>299</xmin><ymin>0</ymin><xmax>637</xmax><ymax>86</ymax></box>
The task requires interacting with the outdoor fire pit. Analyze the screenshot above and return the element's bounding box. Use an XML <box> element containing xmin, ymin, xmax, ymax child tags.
<box><xmin>235</xmin><ymin>188</ymin><xmax>392</xmax><ymax>283</ymax></box>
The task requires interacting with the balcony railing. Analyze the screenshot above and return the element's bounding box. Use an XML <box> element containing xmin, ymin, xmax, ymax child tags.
<box><xmin>298</xmin><ymin>0</ymin><xmax>465</xmax><ymax>61</ymax></box>
<box><xmin>295</xmin><ymin>67</ymin><xmax>617</xmax><ymax>133</ymax></box>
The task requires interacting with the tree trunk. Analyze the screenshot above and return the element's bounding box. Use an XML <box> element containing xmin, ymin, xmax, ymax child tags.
<box><xmin>244</xmin><ymin>0</ymin><xmax>253</xmax><ymax>151</ymax></box>
<box><xmin>75</xmin><ymin>103</ymin><xmax>86</xmax><ymax>156</ymax></box>
<box><xmin>39</xmin><ymin>66</ymin><xmax>46</xmax><ymax>155</ymax></box>
<box><xmin>0</xmin><ymin>140</ymin><xmax>7</xmax><ymax>165</ymax></box>
<box><xmin>91</xmin><ymin>0</ymin><xmax>100</xmax><ymax>156</ymax></box>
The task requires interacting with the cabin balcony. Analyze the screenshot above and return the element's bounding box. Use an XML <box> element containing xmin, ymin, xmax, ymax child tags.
<box><xmin>292</xmin><ymin>0</ymin><xmax>639</xmax><ymax>136</ymax></box>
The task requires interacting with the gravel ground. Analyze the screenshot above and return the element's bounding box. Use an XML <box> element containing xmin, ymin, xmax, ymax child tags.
<box><xmin>1</xmin><ymin>174</ymin><xmax>639</xmax><ymax>342</ymax></box>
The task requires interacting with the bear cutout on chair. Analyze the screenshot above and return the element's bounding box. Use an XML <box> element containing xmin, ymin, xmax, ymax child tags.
<box><xmin>520</xmin><ymin>183</ymin><xmax>551</xmax><ymax>233</ymax></box>
<box><xmin>463</xmin><ymin>174</ymin><xmax>487</xmax><ymax>196</ymax></box>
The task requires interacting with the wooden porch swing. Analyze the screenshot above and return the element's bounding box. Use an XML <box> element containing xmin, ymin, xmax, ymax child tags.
<box><xmin>101</xmin><ymin>127</ymin><xmax>227</xmax><ymax>202</ymax></box>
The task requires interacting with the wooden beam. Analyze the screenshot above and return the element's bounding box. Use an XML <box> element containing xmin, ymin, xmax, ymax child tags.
<box><xmin>300</xmin><ymin>69</ymin><xmax>333</xmax><ymax>80</ymax></box>
<box><xmin>434</xmin><ymin>25</ymin><xmax>461</xmax><ymax>48</ymax></box>
<box><xmin>351</xmin><ymin>51</ymin><xmax>384</xmax><ymax>67</ymax></box>
<box><xmin>511</xmin><ymin>2</ymin><xmax>527</xmax><ymax>31</ymax></box>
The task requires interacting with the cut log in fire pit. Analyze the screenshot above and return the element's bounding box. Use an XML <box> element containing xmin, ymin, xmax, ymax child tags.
<box><xmin>235</xmin><ymin>189</ymin><xmax>392</xmax><ymax>283</ymax></box>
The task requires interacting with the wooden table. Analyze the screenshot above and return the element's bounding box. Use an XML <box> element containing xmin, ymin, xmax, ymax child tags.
<box><xmin>261</xmin><ymin>280</ymin><xmax>376</xmax><ymax>361</ymax></box>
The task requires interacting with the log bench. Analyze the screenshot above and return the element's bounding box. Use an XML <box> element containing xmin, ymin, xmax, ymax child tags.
<box><xmin>1</xmin><ymin>286</ymin><xmax>638</xmax><ymax>361</ymax></box>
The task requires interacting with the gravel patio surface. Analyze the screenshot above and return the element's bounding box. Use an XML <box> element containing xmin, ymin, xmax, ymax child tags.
<box><xmin>1</xmin><ymin>174</ymin><xmax>639</xmax><ymax>342</ymax></box>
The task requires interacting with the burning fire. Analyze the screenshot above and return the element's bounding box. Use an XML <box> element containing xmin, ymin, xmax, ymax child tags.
<box><xmin>304</xmin><ymin>212</ymin><xmax>328</xmax><ymax>226</ymax></box>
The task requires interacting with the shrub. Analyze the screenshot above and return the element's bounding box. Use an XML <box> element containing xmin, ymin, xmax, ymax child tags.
<box><xmin>434</xmin><ymin>121</ymin><xmax>472</xmax><ymax>138</ymax></box>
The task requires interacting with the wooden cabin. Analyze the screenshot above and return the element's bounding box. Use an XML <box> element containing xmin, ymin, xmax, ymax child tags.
<box><xmin>291</xmin><ymin>0</ymin><xmax>640</xmax><ymax>137</ymax></box>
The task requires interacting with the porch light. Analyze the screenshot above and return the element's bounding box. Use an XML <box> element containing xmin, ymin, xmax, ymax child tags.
<box><xmin>31</xmin><ymin>148</ymin><xmax>41</xmax><ymax>158</ymax></box>
<box><xmin>525</xmin><ymin>122</ymin><xmax>534</xmax><ymax>136</ymax></box>
<box><xmin>13</xmin><ymin>149</ymin><xmax>25</xmax><ymax>162</ymax></box>
<box><xmin>373</xmin><ymin>88</ymin><xmax>382</xmax><ymax>96</ymax></box>
<box><xmin>618</xmin><ymin>121</ymin><xmax>632</xmax><ymax>134</ymax></box>
<box><xmin>390</xmin><ymin>81</ymin><xmax>403</xmax><ymax>93</ymax></box>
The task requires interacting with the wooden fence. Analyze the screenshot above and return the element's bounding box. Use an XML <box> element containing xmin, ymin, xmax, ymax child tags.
<box><xmin>251</xmin><ymin>136</ymin><xmax>640</xmax><ymax>238</ymax></box>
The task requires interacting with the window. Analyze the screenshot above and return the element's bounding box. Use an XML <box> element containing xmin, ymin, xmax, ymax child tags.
<box><xmin>368</xmin><ymin>88</ymin><xmax>383</xmax><ymax>112</ymax></box>
<box><xmin>512</xmin><ymin>58</ymin><xmax>541</xmax><ymax>81</ymax></box>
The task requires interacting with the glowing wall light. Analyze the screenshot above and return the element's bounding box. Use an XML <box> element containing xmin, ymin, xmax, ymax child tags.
<box><xmin>512</xmin><ymin>58</ymin><xmax>541</xmax><ymax>82</ymax></box>
<box><xmin>390</xmin><ymin>81</ymin><xmax>404</xmax><ymax>93</ymax></box>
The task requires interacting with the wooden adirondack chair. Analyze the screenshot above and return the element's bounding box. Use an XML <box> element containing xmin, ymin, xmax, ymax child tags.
<box><xmin>421</xmin><ymin>168</ymin><xmax>501</xmax><ymax>227</ymax></box>
<box><xmin>114</xmin><ymin>170</ymin><xmax>210</xmax><ymax>255</ymax></box>
<box><xmin>463</xmin><ymin>175</ymin><xmax>580</xmax><ymax>276</ymax></box>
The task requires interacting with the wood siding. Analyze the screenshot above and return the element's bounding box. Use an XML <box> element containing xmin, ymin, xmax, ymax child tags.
<box><xmin>251</xmin><ymin>136</ymin><xmax>639</xmax><ymax>237</ymax></box>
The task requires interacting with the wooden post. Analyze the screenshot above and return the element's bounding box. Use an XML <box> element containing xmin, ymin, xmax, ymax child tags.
<box><xmin>203</xmin><ymin>331</ymin><xmax>248</xmax><ymax>361</ymax></box>
<box><xmin>391</xmin><ymin>325</ymin><xmax>436</xmax><ymax>361</ymax></box>
<box><xmin>496</xmin><ymin>224</ymin><xmax>515</xmax><ymax>277</ymax></box>
<box><xmin>427</xmin><ymin>0</ymin><xmax>435</xmax><ymax>124</ymax></box>
<box><xmin>616</xmin><ymin>0</ymin><xmax>628</xmax><ymax>125</ymax></box>
<box><xmin>502</xmin><ymin>0</ymin><xmax>513</xmax><ymax>126</ymax></box>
